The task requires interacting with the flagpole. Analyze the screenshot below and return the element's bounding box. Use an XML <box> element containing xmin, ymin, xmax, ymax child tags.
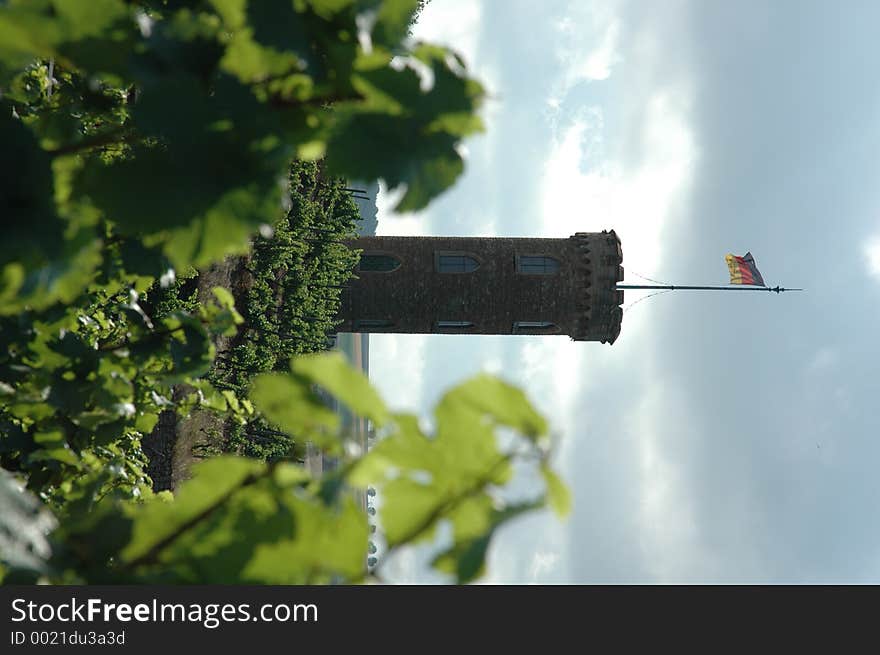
<box><xmin>616</xmin><ymin>285</ymin><xmax>802</xmax><ymax>293</ymax></box>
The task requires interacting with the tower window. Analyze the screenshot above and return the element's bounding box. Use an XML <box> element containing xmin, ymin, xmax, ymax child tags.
<box><xmin>355</xmin><ymin>319</ymin><xmax>394</xmax><ymax>329</ymax></box>
<box><xmin>436</xmin><ymin>252</ymin><xmax>480</xmax><ymax>273</ymax></box>
<box><xmin>436</xmin><ymin>320</ymin><xmax>474</xmax><ymax>329</ymax></box>
<box><xmin>513</xmin><ymin>321</ymin><xmax>558</xmax><ymax>333</ymax></box>
<box><xmin>516</xmin><ymin>255</ymin><xmax>560</xmax><ymax>274</ymax></box>
<box><xmin>358</xmin><ymin>254</ymin><xmax>401</xmax><ymax>272</ymax></box>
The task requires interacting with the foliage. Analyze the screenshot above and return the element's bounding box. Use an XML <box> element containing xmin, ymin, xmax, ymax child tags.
<box><xmin>0</xmin><ymin>262</ymin><xmax>245</xmax><ymax>508</ymax></box>
<box><xmin>213</xmin><ymin>160</ymin><xmax>359</xmax><ymax>394</ymax></box>
<box><xmin>0</xmin><ymin>0</ymin><xmax>485</xmax><ymax>315</ymax></box>
<box><xmin>7</xmin><ymin>357</ymin><xmax>565</xmax><ymax>584</ymax></box>
<box><xmin>0</xmin><ymin>0</ymin><xmax>570</xmax><ymax>586</ymax></box>
<box><xmin>147</xmin><ymin>159</ymin><xmax>361</xmax><ymax>462</ymax></box>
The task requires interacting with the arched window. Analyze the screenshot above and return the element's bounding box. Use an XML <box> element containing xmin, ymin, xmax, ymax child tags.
<box><xmin>436</xmin><ymin>252</ymin><xmax>479</xmax><ymax>273</ymax></box>
<box><xmin>436</xmin><ymin>320</ymin><xmax>474</xmax><ymax>329</ymax></box>
<box><xmin>355</xmin><ymin>319</ymin><xmax>394</xmax><ymax>329</ymax></box>
<box><xmin>358</xmin><ymin>254</ymin><xmax>400</xmax><ymax>272</ymax></box>
<box><xmin>516</xmin><ymin>255</ymin><xmax>560</xmax><ymax>274</ymax></box>
<box><xmin>513</xmin><ymin>321</ymin><xmax>558</xmax><ymax>333</ymax></box>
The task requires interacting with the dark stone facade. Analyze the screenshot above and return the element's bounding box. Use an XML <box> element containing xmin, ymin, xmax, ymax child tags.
<box><xmin>336</xmin><ymin>231</ymin><xmax>624</xmax><ymax>344</ymax></box>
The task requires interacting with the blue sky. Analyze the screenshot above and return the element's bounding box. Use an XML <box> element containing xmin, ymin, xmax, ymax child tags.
<box><xmin>368</xmin><ymin>0</ymin><xmax>880</xmax><ymax>583</ymax></box>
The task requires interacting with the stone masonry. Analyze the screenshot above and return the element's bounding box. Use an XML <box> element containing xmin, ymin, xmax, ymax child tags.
<box><xmin>335</xmin><ymin>230</ymin><xmax>624</xmax><ymax>344</ymax></box>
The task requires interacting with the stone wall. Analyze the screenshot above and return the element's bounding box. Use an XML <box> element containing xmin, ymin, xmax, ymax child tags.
<box><xmin>336</xmin><ymin>230</ymin><xmax>625</xmax><ymax>344</ymax></box>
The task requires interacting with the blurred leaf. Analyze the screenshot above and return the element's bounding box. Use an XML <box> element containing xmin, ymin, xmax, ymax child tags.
<box><xmin>377</xmin><ymin>476</ymin><xmax>441</xmax><ymax>547</ymax></box>
<box><xmin>169</xmin><ymin>321</ymin><xmax>214</xmax><ymax>380</ymax></box>
<box><xmin>0</xmin><ymin>103</ymin><xmax>64</xmax><ymax>269</ymax></box>
<box><xmin>121</xmin><ymin>456</ymin><xmax>265</xmax><ymax>564</ymax></box>
<box><xmin>52</xmin><ymin>0</ymin><xmax>129</xmax><ymax>40</ymax></box>
<box><xmin>0</xmin><ymin>468</ymin><xmax>57</xmax><ymax>576</ymax></box>
<box><xmin>394</xmin><ymin>149</ymin><xmax>464</xmax><ymax>212</ymax></box>
<box><xmin>432</xmin><ymin>534</ymin><xmax>490</xmax><ymax>584</ymax></box>
<box><xmin>432</xmin><ymin>501</ymin><xmax>542</xmax><ymax>584</ymax></box>
<box><xmin>211</xmin><ymin>286</ymin><xmax>236</xmax><ymax>312</ymax></box>
<box><xmin>272</xmin><ymin>462</ymin><xmax>310</xmax><ymax>487</ymax></box>
<box><xmin>370</xmin><ymin>0</ymin><xmax>421</xmax><ymax>49</ymax></box>
<box><xmin>541</xmin><ymin>464</ymin><xmax>571</xmax><ymax>518</ymax></box>
<box><xmin>292</xmin><ymin>351</ymin><xmax>388</xmax><ymax>426</ymax></box>
<box><xmin>347</xmin><ymin>412</ymin><xmax>433</xmax><ymax>486</ymax></box>
<box><xmin>438</xmin><ymin>374</ymin><xmax>548</xmax><ymax>443</ymax></box>
<box><xmin>134</xmin><ymin>412</ymin><xmax>159</xmax><ymax>433</ymax></box>
<box><xmin>242</xmin><ymin>494</ymin><xmax>367</xmax><ymax>584</ymax></box>
<box><xmin>0</xmin><ymin>1</ymin><xmax>62</xmax><ymax>74</ymax></box>
<box><xmin>249</xmin><ymin>371</ymin><xmax>339</xmax><ymax>439</ymax></box>
<box><xmin>28</xmin><ymin>445</ymin><xmax>80</xmax><ymax>466</ymax></box>
<box><xmin>448</xmin><ymin>493</ymin><xmax>493</xmax><ymax>542</ymax></box>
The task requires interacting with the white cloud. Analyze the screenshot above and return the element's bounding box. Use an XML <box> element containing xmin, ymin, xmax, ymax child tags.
<box><xmin>807</xmin><ymin>347</ymin><xmax>839</xmax><ymax>373</ymax></box>
<box><xmin>372</xmin><ymin>0</ymin><xmax>702</xmax><ymax>583</ymax></box>
<box><xmin>368</xmin><ymin>333</ymin><xmax>428</xmax><ymax>413</ymax></box>
<box><xmin>375</xmin><ymin>180</ymin><xmax>433</xmax><ymax>236</ymax></box>
<box><xmin>410</xmin><ymin>0</ymin><xmax>483</xmax><ymax>71</ymax></box>
<box><xmin>865</xmin><ymin>235</ymin><xmax>880</xmax><ymax>281</ymax></box>
<box><xmin>550</xmin><ymin>1</ymin><xmax>623</xmax><ymax>105</ymax></box>
<box><xmin>631</xmin><ymin>386</ymin><xmax>714</xmax><ymax>581</ymax></box>
<box><xmin>529</xmin><ymin>548</ymin><xmax>561</xmax><ymax>581</ymax></box>
<box><xmin>538</xmin><ymin>88</ymin><xmax>696</xmax><ymax>334</ymax></box>
<box><xmin>535</xmin><ymin>1</ymin><xmax>699</xmax><ymax>581</ymax></box>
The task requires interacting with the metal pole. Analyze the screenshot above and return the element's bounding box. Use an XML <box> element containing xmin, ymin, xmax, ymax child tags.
<box><xmin>616</xmin><ymin>284</ymin><xmax>803</xmax><ymax>293</ymax></box>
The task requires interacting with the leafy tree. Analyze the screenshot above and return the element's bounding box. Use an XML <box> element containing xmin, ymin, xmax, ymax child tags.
<box><xmin>0</xmin><ymin>0</ymin><xmax>571</xmax><ymax>585</ymax></box>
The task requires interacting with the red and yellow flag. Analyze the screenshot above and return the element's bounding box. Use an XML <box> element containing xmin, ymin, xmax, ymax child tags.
<box><xmin>725</xmin><ymin>252</ymin><xmax>766</xmax><ymax>286</ymax></box>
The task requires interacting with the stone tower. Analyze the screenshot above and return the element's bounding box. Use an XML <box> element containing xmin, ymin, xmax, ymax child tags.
<box><xmin>336</xmin><ymin>230</ymin><xmax>625</xmax><ymax>344</ymax></box>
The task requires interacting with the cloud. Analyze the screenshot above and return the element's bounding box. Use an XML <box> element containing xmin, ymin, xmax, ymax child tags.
<box><xmin>368</xmin><ymin>333</ymin><xmax>428</xmax><ymax>414</ymax></box>
<box><xmin>375</xmin><ymin>181</ymin><xmax>433</xmax><ymax>237</ymax></box>
<box><xmin>538</xmin><ymin>89</ymin><xmax>696</xmax><ymax>332</ymax></box>
<box><xmin>550</xmin><ymin>0</ymin><xmax>622</xmax><ymax>103</ymax></box>
<box><xmin>865</xmin><ymin>235</ymin><xmax>880</xmax><ymax>281</ymax></box>
<box><xmin>807</xmin><ymin>347</ymin><xmax>839</xmax><ymax>373</ymax></box>
<box><xmin>410</xmin><ymin>0</ymin><xmax>483</xmax><ymax>71</ymax></box>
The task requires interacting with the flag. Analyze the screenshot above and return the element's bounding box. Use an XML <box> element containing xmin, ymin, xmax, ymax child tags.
<box><xmin>725</xmin><ymin>252</ymin><xmax>766</xmax><ymax>286</ymax></box>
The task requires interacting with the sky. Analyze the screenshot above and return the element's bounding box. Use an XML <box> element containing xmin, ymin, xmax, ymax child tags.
<box><xmin>367</xmin><ymin>0</ymin><xmax>880</xmax><ymax>583</ymax></box>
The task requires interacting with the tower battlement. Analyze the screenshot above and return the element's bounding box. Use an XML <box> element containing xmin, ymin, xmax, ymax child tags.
<box><xmin>336</xmin><ymin>230</ymin><xmax>624</xmax><ymax>344</ymax></box>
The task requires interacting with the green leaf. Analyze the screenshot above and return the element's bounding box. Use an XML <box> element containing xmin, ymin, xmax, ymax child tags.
<box><xmin>28</xmin><ymin>445</ymin><xmax>80</xmax><ymax>466</ymax></box>
<box><xmin>431</xmin><ymin>501</ymin><xmax>543</xmax><ymax>584</ymax></box>
<box><xmin>438</xmin><ymin>374</ymin><xmax>548</xmax><ymax>442</ymax></box>
<box><xmin>378</xmin><ymin>477</ymin><xmax>443</xmax><ymax>548</ymax></box>
<box><xmin>249</xmin><ymin>371</ymin><xmax>339</xmax><ymax>438</ymax></box>
<box><xmin>434</xmin><ymin>394</ymin><xmax>505</xmax><ymax>485</ymax></box>
<box><xmin>242</xmin><ymin>495</ymin><xmax>368</xmax><ymax>584</ymax></box>
<box><xmin>117</xmin><ymin>455</ymin><xmax>366</xmax><ymax>583</ymax></box>
<box><xmin>347</xmin><ymin>413</ymin><xmax>432</xmax><ymax>486</ymax></box>
<box><xmin>135</xmin><ymin>412</ymin><xmax>159</xmax><ymax>434</ymax></box>
<box><xmin>370</xmin><ymin>0</ymin><xmax>421</xmax><ymax>49</ymax></box>
<box><xmin>448</xmin><ymin>493</ymin><xmax>493</xmax><ymax>542</ymax></box>
<box><xmin>211</xmin><ymin>286</ymin><xmax>237</xmax><ymax>311</ymax></box>
<box><xmin>0</xmin><ymin>2</ymin><xmax>62</xmax><ymax>71</ymax></box>
<box><xmin>291</xmin><ymin>351</ymin><xmax>388</xmax><ymax>426</ymax></box>
<box><xmin>53</xmin><ymin>0</ymin><xmax>129</xmax><ymax>40</ymax></box>
<box><xmin>541</xmin><ymin>464</ymin><xmax>572</xmax><ymax>518</ymax></box>
<box><xmin>0</xmin><ymin>103</ymin><xmax>65</xmax><ymax>270</ymax></box>
<box><xmin>394</xmin><ymin>149</ymin><xmax>464</xmax><ymax>212</ymax></box>
<box><xmin>431</xmin><ymin>534</ymin><xmax>490</xmax><ymax>584</ymax></box>
<box><xmin>121</xmin><ymin>456</ymin><xmax>266</xmax><ymax>564</ymax></box>
<box><xmin>272</xmin><ymin>462</ymin><xmax>310</xmax><ymax>487</ymax></box>
<box><xmin>34</xmin><ymin>429</ymin><xmax>65</xmax><ymax>445</ymax></box>
<box><xmin>169</xmin><ymin>322</ymin><xmax>215</xmax><ymax>380</ymax></box>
